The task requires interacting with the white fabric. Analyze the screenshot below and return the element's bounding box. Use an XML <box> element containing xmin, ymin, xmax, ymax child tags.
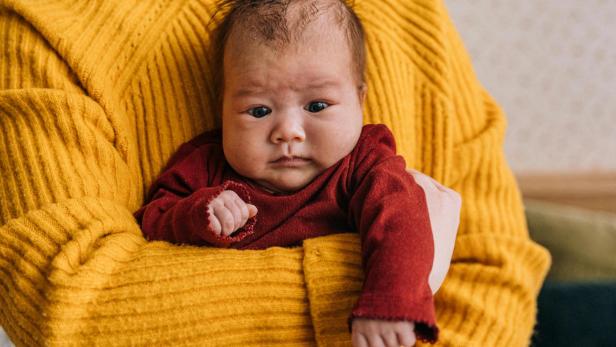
<box><xmin>0</xmin><ymin>327</ymin><xmax>13</xmax><ymax>347</ymax></box>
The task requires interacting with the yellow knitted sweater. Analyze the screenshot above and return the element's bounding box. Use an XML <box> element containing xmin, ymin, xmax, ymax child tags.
<box><xmin>0</xmin><ymin>0</ymin><xmax>550</xmax><ymax>346</ymax></box>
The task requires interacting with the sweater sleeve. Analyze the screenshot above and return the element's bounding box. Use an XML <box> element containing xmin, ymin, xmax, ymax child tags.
<box><xmin>134</xmin><ymin>145</ymin><xmax>256</xmax><ymax>247</ymax></box>
<box><xmin>347</xmin><ymin>125</ymin><xmax>437</xmax><ymax>343</ymax></box>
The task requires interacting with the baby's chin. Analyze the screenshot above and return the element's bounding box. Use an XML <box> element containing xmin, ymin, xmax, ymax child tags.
<box><xmin>253</xmin><ymin>173</ymin><xmax>317</xmax><ymax>195</ymax></box>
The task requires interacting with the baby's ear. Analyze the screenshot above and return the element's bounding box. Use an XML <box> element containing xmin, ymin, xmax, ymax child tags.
<box><xmin>358</xmin><ymin>83</ymin><xmax>368</xmax><ymax>106</ymax></box>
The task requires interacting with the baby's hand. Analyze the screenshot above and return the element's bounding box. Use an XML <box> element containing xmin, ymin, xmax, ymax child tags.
<box><xmin>207</xmin><ymin>190</ymin><xmax>258</xmax><ymax>236</ymax></box>
<box><xmin>352</xmin><ymin>318</ymin><xmax>416</xmax><ymax>347</ymax></box>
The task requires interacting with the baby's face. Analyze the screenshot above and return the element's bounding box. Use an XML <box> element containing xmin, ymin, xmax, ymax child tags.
<box><xmin>222</xmin><ymin>21</ymin><xmax>365</xmax><ymax>194</ymax></box>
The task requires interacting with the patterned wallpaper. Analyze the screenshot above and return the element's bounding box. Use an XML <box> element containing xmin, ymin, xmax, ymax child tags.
<box><xmin>445</xmin><ymin>0</ymin><xmax>616</xmax><ymax>173</ymax></box>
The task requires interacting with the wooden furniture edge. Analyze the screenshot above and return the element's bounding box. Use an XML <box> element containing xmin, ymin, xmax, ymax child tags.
<box><xmin>516</xmin><ymin>172</ymin><xmax>616</xmax><ymax>213</ymax></box>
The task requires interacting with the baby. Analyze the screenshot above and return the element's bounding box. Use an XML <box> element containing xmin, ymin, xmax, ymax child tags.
<box><xmin>136</xmin><ymin>0</ymin><xmax>447</xmax><ymax>345</ymax></box>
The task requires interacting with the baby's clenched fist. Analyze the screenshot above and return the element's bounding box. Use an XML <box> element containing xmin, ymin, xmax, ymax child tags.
<box><xmin>207</xmin><ymin>190</ymin><xmax>257</xmax><ymax>236</ymax></box>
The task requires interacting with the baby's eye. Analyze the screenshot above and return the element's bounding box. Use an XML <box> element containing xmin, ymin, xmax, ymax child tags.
<box><xmin>247</xmin><ymin>106</ymin><xmax>271</xmax><ymax>118</ymax></box>
<box><xmin>305</xmin><ymin>101</ymin><xmax>329</xmax><ymax>113</ymax></box>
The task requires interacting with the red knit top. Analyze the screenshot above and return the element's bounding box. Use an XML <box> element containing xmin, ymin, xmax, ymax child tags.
<box><xmin>135</xmin><ymin>124</ymin><xmax>437</xmax><ymax>342</ymax></box>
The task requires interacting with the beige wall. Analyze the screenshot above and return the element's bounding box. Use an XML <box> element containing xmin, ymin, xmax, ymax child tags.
<box><xmin>445</xmin><ymin>0</ymin><xmax>616</xmax><ymax>174</ymax></box>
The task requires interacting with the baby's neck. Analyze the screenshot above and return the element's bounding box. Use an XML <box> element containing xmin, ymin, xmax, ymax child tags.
<box><xmin>243</xmin><ymin>177</ymin><xmax>297</xmax><ymax>196</ymax></box>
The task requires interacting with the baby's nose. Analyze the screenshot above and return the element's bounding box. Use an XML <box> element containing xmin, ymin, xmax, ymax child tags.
<box><xmin>270</xmin><ymin>114</ymin><xmax>306</xmax><ymax>143</ymax></box>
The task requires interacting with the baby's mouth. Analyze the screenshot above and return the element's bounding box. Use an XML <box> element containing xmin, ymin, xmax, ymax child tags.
<box><xmin>270</xmin><ymin>156</ymin><xmax>311</xmax><ymax>167</ymax></box>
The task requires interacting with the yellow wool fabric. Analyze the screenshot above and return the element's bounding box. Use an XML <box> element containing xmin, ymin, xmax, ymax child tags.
<box><xmin>0</xmin><ymin>0</ymin><xmax>550</xmax><ymax>346</ymax></box>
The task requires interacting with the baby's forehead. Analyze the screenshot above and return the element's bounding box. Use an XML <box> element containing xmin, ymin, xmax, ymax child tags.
<box><xmin>224</xmin><ymin>32</ymin><xmax>354</xmax><ymax>81</ymax></box>
<box><xmin>226</xmin><ymin>20</ymin><xmax>351</xmax><ymax>66</ymax></box>
<box><xmin>215</xmin><ymin>0</ymin><xmax>364</xmax><ymax>91</ymax></box>
<box><xmin>225</xmin><ymin>0</ymin><xmax>348</xmax><ymax>50</ymax></box>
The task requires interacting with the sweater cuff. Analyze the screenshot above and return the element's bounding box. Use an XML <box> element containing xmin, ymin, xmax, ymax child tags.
<box><xmin>190</xmin><ymin>180</ymin><xmax>256</xmax><ymax>247</ymax></box>
<box><xmin>348</xmin><ymin>293</ymin><xmax>438</xmax><ymax>344</ymax></box>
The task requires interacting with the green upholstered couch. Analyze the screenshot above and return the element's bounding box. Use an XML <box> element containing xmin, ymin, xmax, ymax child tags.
<box><xmin>526</xmin><ymin>200</ymin><xmax>616</xmax><ymax>347</ymax></box>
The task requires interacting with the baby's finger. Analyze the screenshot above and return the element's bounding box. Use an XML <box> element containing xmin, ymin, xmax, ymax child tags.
<box><xmin>208</xmin><ymin>210</ymin><xmax>222</xmax><ymax>235</ymax></box>
<box><xmin>247</xmin><ymin>204</ymin><xmax>258</xmax><ymax>218</ymax></box>
<box><xmin>396</xmin><ymin>331</ymin><xmax>416</xmax><ymax>347</ymax></box>
<box><xmin>352</xmin><ymin>332</ymin><xmax>369</xmax><ymax>347</ymax></box>
<box><xmin>224</xmin><ymin>197</ymin><xmax>243</xmax><ymax>230</ymax></box>
<box><xmin>380</xmin><ymin>331</ymin><xmax>398</xmax><ymax>347</ymax></box>
<box><xmin>213</xmin><ymin>205</ymin><xmax>235</xmax><ymax>236</ymax></box>
<box><xmin>235</xmin><ymin>197</ymin><xmax>249</xmax><ymax>222</ymax></box>
<box><xmin>367</xmin><ymin>335</ymin><xmax>386</xmax><ymax>347</ymax></box>
<box><xmin>395</xmin><ymin>322</ymin><xmax>416</xmax><ymax>347</ymax></box>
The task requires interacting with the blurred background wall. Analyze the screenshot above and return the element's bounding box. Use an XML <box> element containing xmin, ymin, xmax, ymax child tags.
<box><xmin>445</xmin><ymin>0</ymin><xmax>616</xmax><ymax>214</ymax></box>
<box><xmin>445</xmin><ymin>0</ymin><xmax>616</xmax><ymax>173</ymax></box>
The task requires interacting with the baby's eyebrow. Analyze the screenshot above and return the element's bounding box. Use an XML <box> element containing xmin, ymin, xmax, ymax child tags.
<box><xmin>230</xmin><ymin>78</ymin><xmax>267</xmax><ymax>98</ymax></box>
<box><xmin>305</xmin><ymin>79</ymin><xmax>341</xmax><ymax>89</ymax></box>
<box><xmin>232</xmin><ymin>87</ymin><xmax>262</xmax><ymax>98</ymax></box>
<box><xmin>231</xmin><ymin>79</ymin><xmax>341</xmax><ymax>98</ymax></box>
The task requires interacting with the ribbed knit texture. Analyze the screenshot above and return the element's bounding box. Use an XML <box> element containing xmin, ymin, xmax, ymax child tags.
<box><xmin>0</xmin><ymin>0</ymin><xmax>550</xmax><ymax>346</ymax></box>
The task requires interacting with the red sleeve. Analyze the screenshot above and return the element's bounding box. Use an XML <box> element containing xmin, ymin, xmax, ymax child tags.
<box><xmin>347</xmin><ymin>125</ymin><xmax>437</xmax><ymax>343</ymax></box>
<box><xmin>134</xmin><ymin>139</ymin><xmax>255</xmax><ymax>248</ymax></box>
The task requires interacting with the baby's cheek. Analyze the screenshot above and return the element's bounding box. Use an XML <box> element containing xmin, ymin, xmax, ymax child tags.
<box><xmin>318</xmin><ymin>136</ymin><xmax>358</xmax><ymax>167</ymax></box>
<box><xmin>237</xmin><ymin>156</ymin><xmax>266</xmax><ymax>179</ymax></box>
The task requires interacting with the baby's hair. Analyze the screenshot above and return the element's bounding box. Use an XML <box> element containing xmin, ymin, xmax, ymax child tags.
<box><xmin>210</xmin><ymin>0</ymin><xmax>366</xmax><ymax>112</ymax></box>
